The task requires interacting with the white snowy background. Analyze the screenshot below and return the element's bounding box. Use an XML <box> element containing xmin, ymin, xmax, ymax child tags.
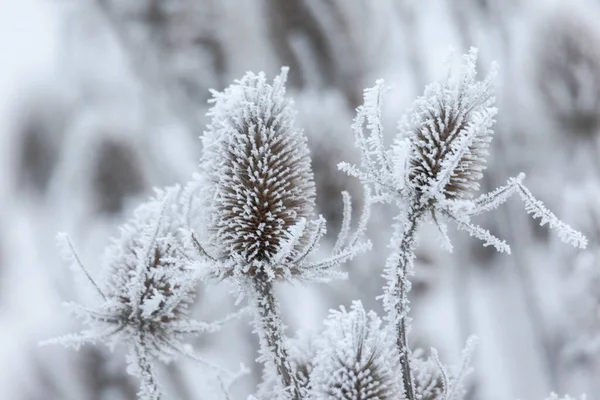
<box><xmin>1</xmin><ymin>0</ymin><xmax>600</xmax><ymax>399</ymax></box>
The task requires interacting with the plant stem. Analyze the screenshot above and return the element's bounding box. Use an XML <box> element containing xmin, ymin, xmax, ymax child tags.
<box><xmin>135</xmin><ymin>336</ymin><xmax>162</xmax><ymax>400</ymax></box>
<box><xmin>392</xmin><ymin>203</ymin><xmax>425</xmax><ymax>400</ymax></box>
<box><xmin>252</xmin><ymin>276</ymin><xmax>302</xmax><ymax>400</ymax></box>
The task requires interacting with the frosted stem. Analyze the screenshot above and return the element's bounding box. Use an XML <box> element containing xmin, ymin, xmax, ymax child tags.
<box><xmin>252</xmin><ymin>277</ymin><xmax>302</xmax><ymax>400</ymax></box>
<box><xmin>135</xmin><ymin>337</ymin><xmax>162</xmax><ymax>400</ymax></box>
<box><xmin>392</xmin><ymin>203</ymin><xmax>426</xmax><ymax>400</ymax></box>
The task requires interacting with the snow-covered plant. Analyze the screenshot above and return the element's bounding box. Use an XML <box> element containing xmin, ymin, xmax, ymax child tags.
<box><xmin>186</xmin><ymin>67</ymin><xmax>371</xmax><ymax>399</ymax></box>
<box><xmin>309</xmin><ymin>301</ymin><xmax>404</xmax><ymax>400</ymax></box>
<box><xmin>44</xmin><ymin>186</ymin><xmax>236</xmax><ymax>400</ymax></box>
<box><xmin>339</xmin><ymin>47</ymin><xmax>587</xmax><ymax>400</ymax></box>
<box><xmin>411</xmin><ymin>350</ymin><xmax>446</xmax><ymax>400</ymax></box>
<box><xmin>411</xmin><ymin>337</ymin><xmax>478</xmax><ymax>400</ymax></box>
<box><xmin>287</xmin><ymin>332</ymin><xmax>317</xmax><ymax>395</ymax></box>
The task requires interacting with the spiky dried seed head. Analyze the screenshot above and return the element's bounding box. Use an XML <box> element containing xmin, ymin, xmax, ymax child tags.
<box><xmin>200</xmin><ymin>67</ymin><xmax>316</xmax><ymax>276</ymax></box>
<box><xmin>103</xmin><ymin>189</ymin><xmax>196</xmax><ymax>340</ymax></box>
<box><xmin>399</xmin><ymin>48</ymin><xmax>496</xmax><ymax>202</ymax></box>
<box><xmin>54</xmin><ymin>187</ymin><xmax>203</xmax><ymax>362</ymax></box>
<box><xmin>310</xmin><ymin>301</ymin><xmax>404</xmax><ymax>400</ymax></box>
<box><xmin>411</xmin><ymin>351</ymin><xmax>446</xmax><ymax>400</ymax></box>
<box><xmin>50</xmin><ymin>188</ymin><xmax>230</xmax><ymax>400</ymax></box>
<box><xmin>77</xmin><ymin>188</ymin><xmax>204</xmax><ymax>366</ymax></box>
<box><xmin>288</xmin><ymin>334</ymin><xmax>317</xmax><ymax>393</ymax></box>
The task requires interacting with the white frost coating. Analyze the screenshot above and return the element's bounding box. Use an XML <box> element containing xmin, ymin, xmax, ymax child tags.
<box><xmin>309</xmin><ymin>301</ymin><xmax>405</xmax><ymax>400</ymax></box>
<box><xmin>187</xmin><ymin>68</ymin><xmax>372</xmax><ymax>286</ymax></box>
<box><xmin>341</xmin><ymin>47</ymin><xmax>586</xmax><ymax>260</ymax></box>
<box><xmin>340</xmin><ymin>48</ymin><xmax>588</xmax><ymax>400</ymax></box>
<box><xmin>400</xmin><ymin>48</ymin><xmax>497</xmax><ymax>202</ymax></box>
<box><xmin>44</xmin><ymin>186</ymin><xmax>244</xmax><ymax>400</ymax></box>
<box><xmin>514</xmin><ymin>179</ymin><xmax>588</xmax><ymax>249</ymax></box>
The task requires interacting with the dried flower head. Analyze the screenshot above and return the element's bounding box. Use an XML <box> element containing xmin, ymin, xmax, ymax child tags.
<box><xmin>46</xmin><ymin>187</ymin><xmax>230</xmax><ymax>400</ymax></box>
<box><xmin>411</xmin><ymin>337</ymin><xmax>478</xmax><ymax>400</ymax></box>
<box><xmin>411</xmin><ymin>351</ymin><xmax>446</xmax><ymax>400</ymax></box>
<box><xmin>199</xmin><ymin>67</ymin><xmax>315</xmax><ymax>274</ymax></box>
<box><xmin>190</xmin><ymin>68</ymin><xmax>371</xmax><ymax>283</ymax></box>
<box><xmin>400</xmin><ymin>48</ymin><xmax>496</xmax><ymax>202</ymax></box>
<box><xmin>340</xmin><ymin>48</ymin><xmax>586</xmax><ymax>255</ymax></box>
<box><xmin>309</xmin><ymin>301</ymin><xmax>404</xmax><ymax>400</ymax></box>
<box><xmin>288</xmin><ymin>333</ymin><xmax>317</xmax><ymax>392</ymax></box>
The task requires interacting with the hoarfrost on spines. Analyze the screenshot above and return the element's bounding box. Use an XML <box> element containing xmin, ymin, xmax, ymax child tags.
<box><xmin>46</xmin><ymin>186</ymin><xmax>241</xmax><ymax>399</ymax></box>
<box><xmin>190</xmin><ymin>68</ymin><xmax>371</xmax><ymax>286</ymax></box>
<box><xmin>309</xmin><ymin>301</ymin><xmax>405</xmax><ymax>400</ymax></box>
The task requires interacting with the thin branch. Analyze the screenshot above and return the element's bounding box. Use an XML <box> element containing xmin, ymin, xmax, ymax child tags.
<box><xmin>292</xmin><ymin>216</ymin><xmax>326</xmax><ymax>264</ymax></box>
<box><xmin>57</xmin><ymin>233</ymin><xmax>107</xmax><ymax>301</ymax></box>
<box><xmin>332</xmin><ymin>191</ymin><xmax>352</xmax><ymax>254</ymax></box>
<box><xmin>191</xmin><ymin>231</ymin><xmax>219</xmax><ymax>262</ymax></box>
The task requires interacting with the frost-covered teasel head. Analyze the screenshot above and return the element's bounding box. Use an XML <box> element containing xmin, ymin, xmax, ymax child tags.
<box><xmin>200</xmin><ymin>67</ymin><xmax>315</xmax><ymax>272</ymax></box>
<box><xmin>340</xmin><ymin>48</ymin><xmax>586</xmax><ymax>254</ymax></box>
<box><xmin>309</xmin><ymin>301</ymin><xmax>403</xmax><ymax>400</ymax></box>
<box><xmin>411</xmin><ymin>353</ymin><xmax>446</xmax><ymax>400</ymax></box>
<box><xmin>98</xmin><ymin>187</ymin><xmax>199</xmax><ymax>345</ymax></box>
<box><xmin>340</xmin><ymin>47</ymin><xmax>496</xmax><ymax>206</ymax></box>
<box><xmin>410</xmin><ymin>337</ymin><xmax>478</xmax><ymax>400</ymax></box>
<box><xmin>191</xmin><ymin>68</ymin><xmax>371</xmax><ymax>283</ymax></box>
<box><xmin>288</xmin><ymin>333</ymin><xmax>317</xmax><ymax>393</ymax></box>
<box><xmin>400</xmin><ymin>48</ymin><xmax>496</xmax><ymax>202</ymax></box>
<box><xmin>47</xmin><ymin>187</ymin><xmax>231</xmax><ymax>399</ymax></box>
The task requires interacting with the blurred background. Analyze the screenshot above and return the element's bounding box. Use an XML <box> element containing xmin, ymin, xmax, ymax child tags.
<box><xmin>1</xmin><ymin>0</ymin><xmax>600</xmax><ymax>399</ymax></box>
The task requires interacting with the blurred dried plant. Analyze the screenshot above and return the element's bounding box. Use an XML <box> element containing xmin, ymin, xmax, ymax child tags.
<box><xmin>535</xmin><ymin>5</ymin><xmax>600</xmax><ymax>137</ymax></box>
